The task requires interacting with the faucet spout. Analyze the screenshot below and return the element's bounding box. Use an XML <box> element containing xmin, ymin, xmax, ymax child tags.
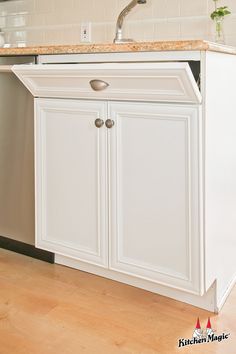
<box><xmin>113</xmin><ymin>0</ymin><xmax>147</xmax><ymax>43</ymax></box>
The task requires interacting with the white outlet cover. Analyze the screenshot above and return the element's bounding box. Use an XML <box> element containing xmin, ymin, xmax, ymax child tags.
<box><xmin>81</xmin><ymin>22</ymin><xmax>91</xmax><ymax>43</ymax></box>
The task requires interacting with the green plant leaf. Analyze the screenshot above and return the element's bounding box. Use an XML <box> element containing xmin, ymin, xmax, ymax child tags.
<box><xmin>210</xmin><ymin>5</ymin><xmax>231</xmax><ymax>20</ymax></box>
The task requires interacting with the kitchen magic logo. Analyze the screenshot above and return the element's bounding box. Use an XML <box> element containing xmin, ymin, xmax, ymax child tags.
<box><xmin>178</xmin><ymin>318</ymin><xmax>230</xmax><ymax>348</ymax></box>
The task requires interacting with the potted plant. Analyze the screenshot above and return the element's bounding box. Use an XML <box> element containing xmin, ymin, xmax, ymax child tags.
<box><xmin>210</xmin><ymin>0</ymin><xmax>231</xmax><ymax>43</ymax></box>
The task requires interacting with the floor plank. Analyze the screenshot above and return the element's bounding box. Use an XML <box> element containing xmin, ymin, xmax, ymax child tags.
<box><xmin>0</xmin><ymin>249</ymin><xmax>235</xmax><ymax>354</ymax></box>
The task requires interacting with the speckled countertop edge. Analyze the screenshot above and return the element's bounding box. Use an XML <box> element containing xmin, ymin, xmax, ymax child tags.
<box><xmin>0</xmin><ymin>40</ymin><xmax>235</xmax><ymax>56</ymax></box>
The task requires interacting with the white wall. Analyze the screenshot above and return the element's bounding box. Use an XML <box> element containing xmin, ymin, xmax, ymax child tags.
<box><xmin>0</xmin><ymin>0</ymin><xmax>236</xmax><ymax>47</ymax></box>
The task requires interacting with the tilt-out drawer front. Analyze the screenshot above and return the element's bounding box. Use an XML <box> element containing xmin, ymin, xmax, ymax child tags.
<box><xmin>12</xmin><ymin>62</ymin><xmax>201</xmax><ymax>103</ymax></box>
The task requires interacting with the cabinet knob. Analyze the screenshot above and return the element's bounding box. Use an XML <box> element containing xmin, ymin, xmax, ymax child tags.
<box><xmin>90</xmin><ymin>79</ymin><xmax>109</xmax><ymax>91</ymax></box>
<box><xmin>94</xmin><ymin>118</ymin><xmax>104</xmax><ymax>128</ymax></box>
<box><xmin>105</xmin><ymin>119</ymin><xmax>115</xmax><ymax>129</ymax></box>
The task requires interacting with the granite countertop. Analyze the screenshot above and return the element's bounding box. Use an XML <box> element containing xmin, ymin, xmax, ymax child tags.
<box><xmin>0</xmin><ymin>40</ymin><xmax>235</xmax><ymax>56</ymax></box>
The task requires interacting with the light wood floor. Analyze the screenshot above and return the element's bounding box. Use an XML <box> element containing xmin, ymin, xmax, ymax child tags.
<box><xmin>0</xmin><ymin>249</ymin><xmax>235</xmax><ymax>354</ymax></box>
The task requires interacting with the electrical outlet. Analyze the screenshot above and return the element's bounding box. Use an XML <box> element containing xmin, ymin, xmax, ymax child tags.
<box><xmin>81</xmin><ymin>22</ymin><xmax>91</xmax><ymax>43</ymax></box>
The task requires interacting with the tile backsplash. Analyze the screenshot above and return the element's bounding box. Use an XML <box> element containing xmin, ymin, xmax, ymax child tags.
<box><xmin>0</xmin><ymin>0</ymin><xmax>236</xmax><ymax>47</ymax></box>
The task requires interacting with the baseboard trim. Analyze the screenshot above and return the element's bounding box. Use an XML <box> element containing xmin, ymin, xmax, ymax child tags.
<box><xmin>217</xmin><ymin>274</ymin><xmax>236</xmax><ymax>312</ymax></box>
<box><xmin>0</xmin><ymin>235</ymin><xmax>54</xmax><ymax>263</ymax></box>
<box><xmin>55</xmin><ymin>254</ymin><xmax>216</xmax><ymax>312</ymax></box>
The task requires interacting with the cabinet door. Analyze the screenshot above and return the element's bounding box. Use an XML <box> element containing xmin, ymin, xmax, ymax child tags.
<box><xmin>35</xmin><ymin>98</ymin><xmax>108</xmax><ymax>267</ymax></box>
<box><xmin>109</xmin><ymin>102</ymin><xmax>202</xmax><ymax>294</ymax></box>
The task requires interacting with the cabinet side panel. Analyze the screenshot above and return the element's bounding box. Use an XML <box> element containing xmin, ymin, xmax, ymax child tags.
<box><xmin>204</xmin><ymin>51</ymin><xmax>236</xmax><ymax>306</ymax></box>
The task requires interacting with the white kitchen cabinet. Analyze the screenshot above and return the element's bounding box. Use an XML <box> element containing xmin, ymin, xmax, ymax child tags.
<box><xmin>35</xmin><ymin>98</ymin><xmax>202</xmax><ymax>294</ymax></box>
<box><xmin>109</xmin><ymin>102</ymin><xmax>202</xmax><ymax>294</ymax></box>
<box><xmin>13</xmin><ymin>50</ymin><xmax>236</xmax><ymax>312</ymax></box>
<box><xmin>35</xmin><ymin>99</ymin><xmax>108</xmax><ymax>267</ymax></box>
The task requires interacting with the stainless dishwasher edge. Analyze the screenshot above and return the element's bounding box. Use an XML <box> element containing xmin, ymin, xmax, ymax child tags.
<box><xmin>0</xmin><ymin>56</ymin><xmax>36</xmax><ymax>245</ymax></box>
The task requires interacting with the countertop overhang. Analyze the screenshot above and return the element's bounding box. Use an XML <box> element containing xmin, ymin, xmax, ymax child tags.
<box><xmin>0</xmin><ymin>40</ymin><xmax>236</xmax><ymax>56</ymax></box>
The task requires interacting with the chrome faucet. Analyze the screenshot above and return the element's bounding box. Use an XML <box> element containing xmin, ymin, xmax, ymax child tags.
<box><xmin>113</xmin><ymin>0</ymin><xmax>147</xmax><ymax>43</ymax></box>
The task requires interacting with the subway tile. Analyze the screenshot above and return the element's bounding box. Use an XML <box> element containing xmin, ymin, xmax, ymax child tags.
<box><xmin>6</xmin><ymin>29</ymin><xmax>27</xmax><ymax>46</ymax></box>
<box><xmin>44</xmin><ymin>12</ymin><xmax>78</xmax><ymax>26</ymax></box>
<box><xmin>155</xmin><ymin>21</ymin><xmax>181</xmax><ymax>39</ymax></box>
<box><xmin>152</xmin><ymin>0</ymin><xmax>180</xmax><ymax>19</ymax></box>
<box><xmin>180</xmin><ymin>19</ymin><xmax>208</xmax><ymax>37</ymax></box>
<box><xmin>42</xmin><ymin>28</ymin><xmax>63</xmax><ymax>45</ymax></box>
<box><xmin>128</xmin><ymin>21</ymin><xmax>155</xmax><ymax>41</ymax></box>
<box><xmin>5</xmin><ymin>14</ymin><xmax>26</xmax><ymax>28</ymax></box>
<box><xmin>94</xmin><ymin>0</ymin><xmax>117</xmax><ymax>22</ymax></box>
<box><xmin>2</xmin><ymin>30</ymin><xmax>12</xmax><ymax>45</ymax></box>
<box><xmin>27</xmin><ymin>32</ymin><xmax>45</xmax><ymax>45</ymax></box>
<box><xmin>44</xmin><ymin>13</ymin><xmax>62</xmax><ymax>26</ymax></box>
<box><xmin>25</xmin><ymin>13</ymin><xmax>45</xmax><ymax>27</ymax></box>
<box><xmin>92</xmin><ymin>23</ymin><xmax>109</xmax><ymax>43</ymax></box>
<box><xmin>118</xmin><ymin>20</ymin><xmax>159</xmax><ymax>43</ymax></box>
<box><xmin>73</xmin><ymin>0</ymin><xmax>96</xmax><ymax>21</ymax></box>
<box><xmin>224</xmin><ymin>35</ymin><xmax>236</xmax><ymax>46</ymax></box>
<box><xmin>0</xmin><ymin>1</ymin><xmax>18</xmax><ymax>15</ymax></box>
<box><xmin>53</xmin><ymin>0</ymin><xmax>74</xmax><ymax>13</ymax></box>
<box><xmin>0</xmin><ymin>4</ymin><xmax>6</xmax><ymax>17</ymax></box>
<box><xmin>60</xmin><ymin>26</ymin><xmax>80</xmax><ymax>44</ymax></box>
<box><xmin>180</xmin><ymin>0</ymin><xmax>208</xmax><ymax>17</ymax></box>
<box><xmin>224</xmin><ymin>17</ymin><xmax>236</xmax><ymax>35</ymax></box>
<box><xmin>13</xmin><ymin>29</ymin><xmax>26</xmax><ymax>41</ymax></box>
<box><xmin>0</xmin><ymin>16</ymin><xmax>6</xmax><ymax>28</ymax></box>
<box><xmin>16</xmin><ymin>0</ymin><xmax>35</xmax><ymax>14</ymax></box>
<box><xmin>181</xmin><ymin>33</ymin><xmax>211</xmax><ymax>41</ymax></box>
<box><xmin>71</xmin><ymin>25</ymin><xmax>82</xmax><ymax>44</ymax></box>
<box><xmin>35</xmin><ymin>0</ymin><xmax>53</xmax><ymax>14</ymax></box>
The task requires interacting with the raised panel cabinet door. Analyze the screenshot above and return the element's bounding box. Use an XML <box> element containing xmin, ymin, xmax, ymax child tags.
<box><xmin>109</xmin><ymin>102</ymin><xmax>203</xmax><ymax>294</ymax></box>
<box><xmin>35</xmin><ymin>98</ymin><xmax>108</xmax><ymax>267</ymax></box>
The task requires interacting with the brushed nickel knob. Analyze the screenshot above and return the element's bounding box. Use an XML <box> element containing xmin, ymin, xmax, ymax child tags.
<box><xmin>94</xmin><ymin>118</ymin><xmax>104</xmax><ymax>128</ymax></box>
<box><xmin>105</xmin><ymin>119</ymin><xmax>115</xmax><ymax>129</ymax></box>
<box><xmin>90</xmin><ymin>79</ymin><xmax>109</xmax><ymax>91</ymax></box>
